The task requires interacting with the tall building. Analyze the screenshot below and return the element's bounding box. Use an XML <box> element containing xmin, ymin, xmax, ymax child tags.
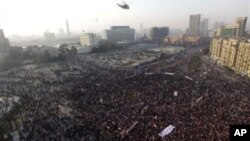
<box><xmin>214</xmin><ymin>22</ymin><xmax>225</xmax><ymax>30</ymax></box>
<box><xmin>0</xmin><ymin>29</ymin><xmax>10</xmax><ymax>51</ymax></box>
<box><xmin>189</xmin><ymin>14</ymin><xmax>201</xmax><ymax>35</ymax></box>
<box><xmin>0</xmin><ymin>29</ymin><xmax>10</xmax><ymax>61</ymax></box>
<box><xmin>200</xmin><ymin>18</ymin><xmax>209</xmax><ymax>36</ymax></box>
<box><xmin>170</xmin><ymin>28</ymin><xmax>185</xmax><ymax>35</ymax></box>
<box><xmin>80</xmin><ymin>33</ymin><xmax>99</xmax><ymax>48</ymax></box>
<box><xmin>210</xmin><ymin>38</ymin><xmax>250</xmax><ymax>77</ymax></box>
<box><xmin>58</xmin><ymin>28</ymin><xmax>65</xmax><ymax>37</ymax></box>
<box><xmin>215</xmin><ymin>17</ymin><xmax>247</xmax><ymax>38</ymax></box>
<box><xmin>66</xmin><ymin>19</ymin><xmax>70</xmax><ymax>36</ymax></box>
<box><xmin>44</xmin><ymin>31</ymin><xmax>56</xmax><ymax>41</ymax></box>
<box><xmin>236</xmin><ymin>17</ymin><xmax>247</xmax><ymax>37</ymax></box>
<box><xmin>140</xmin><ymin>23</ymin><xmax>143</xmax><ymax>37</ymax></box>
<box><xmin>104</xmin><ymin>26</ymin><xmax>135</xmax><ymax>43</ymax></box>
<box><xmin>149</xmin><ymin>27</ymin><xmax>169</xmax><ymax>43</ymax></box>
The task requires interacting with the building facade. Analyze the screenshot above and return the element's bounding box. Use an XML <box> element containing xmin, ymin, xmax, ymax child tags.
<box><xmin>44</xmin><ymin>32</ymin><xmax>56</xmax><ymax>41</ymax></box>
<box><xmin>216</xmin><ymin>25</ymin><xmax>239</xmax><ymax>37</ymax></box>
<box><xmin>200</xmin><ymin>18</ymin><xmax>209</xmax><ymax>36</ymax></box>
<box><xmin>214</xmin><ymin>22</ymin><xmax>225</xmax><ymax>30</ymax></box>
<box><xmin>210</xmin><ymin>38</ymin><xmax>250</xmax><ymax>77</ymax></box>
<box><xmin>215</xmin><ymin>17</ymin><xmax>247</xmax><ymax>38</ymax></box>
<box><xmin>0</xmin><ymin>29</ymin><xmax>10</xmax><ymax>61</ymax></box>
<box><xmin>236</xmin><ymin>17</ymin><xmax>247</xmax><ymax>37</ymax></box>
<box><xmin>80</xmin><ymin>33</ymin><xmax>99</xmax><ymax>48</ymax></box>
<box><xmin>0</xmin><ymin>29</ymin><xmax>10</xmax><ymax>51</ymax></box>
<box><xmin>149</xmin><ymin>27</ymin><xmax>169</xmax><ymax>43</ymax></box>
<box><xmin>104</xmin><ymin>26</ymin><xmax>135</xmax><ymax>43</ymax></box>
<box><xmin>188</xmin><ymin>14</ymin><xmax>201</xmax><ymax>35</ymax></box>
<box><xmin>66</xmin><ymin>19</ymin><xmax>70</xmax><ymax>36</ymax></box>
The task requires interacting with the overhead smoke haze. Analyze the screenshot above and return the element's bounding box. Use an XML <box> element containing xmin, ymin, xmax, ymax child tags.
<box><xmin>0</xmin><ymin>0</ymin><xmax>249</xmax><ymax>37</ymax></box>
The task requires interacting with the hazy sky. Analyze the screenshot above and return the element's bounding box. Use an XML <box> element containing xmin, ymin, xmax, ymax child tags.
<box><xmin>0</xmin><ymin>0</ymin><xmax>249</xmax><ymax>36</ymax></box>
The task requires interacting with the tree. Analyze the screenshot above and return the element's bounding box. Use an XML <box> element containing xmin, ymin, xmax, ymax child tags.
<box><xmin>0</xmin><ymin>46</ymin><xmax>24</xmax><ymax>71</ymax></box>
<box><xmin>7</xmin><ymin>47</ymin><xmax>23</xmax><ymax>60</ymax></box>
<box><xmin>71</xmin><ymin>46</ymin><xmax>77</xmax><ymax>55</ymax></box>
<box><xmin>98</xmin><ymin>40</ymin><xmax>116</xmax><ymax>50</ymax></box>
<box><xmin>92</xmin><ymin>40</ymin><xmax>116</xmax><ymax>53</ymax></box>
<box><xmin>24</xmin><ymin>46</ymin><xmax>35</xmax><ymax>59</ymax></box>
<box><xmin>58</xmin><ymin>44</ymin><xmax>68</xmax><ymax>59</ymax></box>
<box><xmin>43</xmin><ymin>50</ymin><xmax>51</xmax><ymax>62</ymax></box>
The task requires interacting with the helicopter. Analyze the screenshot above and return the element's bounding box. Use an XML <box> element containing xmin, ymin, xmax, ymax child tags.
<box><xmin>117</xmin><ymin>1</ymin><xmax>130</xmax><ymax>10</ymax></box>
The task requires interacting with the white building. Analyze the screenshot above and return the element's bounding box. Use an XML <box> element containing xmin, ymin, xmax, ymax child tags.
<box><xmin>80</xmin><ymin>33</ymin><xmax>99</xmax><ymax>48</ymax></box>
<box><xmin>103</xmin><ymin>26</ymin><xmax>135</xmax><ymax>43</ymax></box>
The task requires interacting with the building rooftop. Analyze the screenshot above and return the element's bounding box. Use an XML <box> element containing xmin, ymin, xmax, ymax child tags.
<box><xmin>111</xmin><ymin>26</ymin><xmax>130</xmax><ymax>30</ymax></box>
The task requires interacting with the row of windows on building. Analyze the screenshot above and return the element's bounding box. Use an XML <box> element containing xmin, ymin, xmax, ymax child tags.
<box><xmin>215</xmin><ymin>17</ymin><xmax>247</xmax><ymax>38</ymax></box>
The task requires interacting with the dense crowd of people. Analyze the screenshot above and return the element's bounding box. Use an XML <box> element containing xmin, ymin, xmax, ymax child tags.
<box><xmin>0</xmin><ymin>47</ymin><xmax>249</xmax><ymax>141</ymax></box>
<box><xmin>65</xmin><ymin>62</ymin><xmax>250</xmax><ymax>141</ymax></box>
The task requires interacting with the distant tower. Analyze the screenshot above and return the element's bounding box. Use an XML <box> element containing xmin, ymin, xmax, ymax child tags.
<box><xmin>66</xmin><ymin>19</ymin><xmax>70</xmax><ymax>36</ymax></box>
<box><xmin>236</xmin><ymin>17</ymin><xmax>247</xmax><ymax>37</ymax></box>
<box><xmin>140</xmin><ymin>23</ymin><xmax>143</xmax><ymax>37</ymax></box>
<box><xmin>189</xmin><ymin>14</ymin><xmax>201</xmax><ymax>35</ymax></box>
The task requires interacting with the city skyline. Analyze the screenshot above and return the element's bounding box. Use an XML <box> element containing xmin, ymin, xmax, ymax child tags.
<box><xmin>0</xmin><ymin>0</ymin><xmax>249</xmax><ymax>37</ymax></box>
